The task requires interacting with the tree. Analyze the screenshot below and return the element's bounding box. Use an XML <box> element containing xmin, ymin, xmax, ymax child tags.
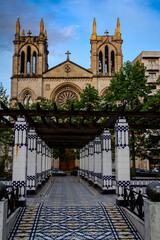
<box><xmin>0</xmin><ymin>82</ymin><xmax>13</xmax><ymax>177</ymax></box>
<box><xmin>103</xmin><ymin>61</ymin><xmax>152</xmax><ymax>109</ymax></box>
<box><xmin>76</xmin><ymin>84</ymin><xmax>102</xmax><ymax>110</ymax></box>
<box><xmin>0</xmin><ymin>82</ymin><xmax>8</xmax><ymax>106</ymax></box>
<box><xmin>103</xmin><ymin>61</ymin><xmax>160</xmax><ymax>169</ymax></box>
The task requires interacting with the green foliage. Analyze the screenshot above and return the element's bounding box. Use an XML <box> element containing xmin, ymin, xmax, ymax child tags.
<box><xmin>77</xmin><ymin>84</ymin><xmax>102</xmax><ymax>110</ymax></box>
<box><xmin>103</xmin><ymin>61</ymin><xmax>152</xmax><ymax>110</ymax></box>
<box><xmin>53</xmin><ymin>148</ymin><xmax>80</xmax><ymax>162</ymax></box>
<box><xmin>0</xmin><ymin>82</ymin><xmax>8</xmax><ymax>105</ymax></box>
<box><xmin>0</xmin><ymin>83</ymin><xmax>14</xmax><ymax>176</ymax></box>
<box><xmin>135</xmin><ymin>130</ymin><xmax>160</xmax><ymax>165</ymax></box>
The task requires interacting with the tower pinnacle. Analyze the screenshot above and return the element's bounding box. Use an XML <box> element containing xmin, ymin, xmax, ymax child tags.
<box><xmin>117</xmin><ymin>17</ymin><xmax>120</xmax><ymax>33</ymax></box>
<box><xmin>16</xmin><ymin>17</ymin><xmax>20</xmax><ymax>35</ymax></box>
<box><xmin>44</xmin><ymin>29</ymin><xmax>47</xmax><ymax>39</ymax></box>
<box><xmin>115</xmin><ymin>17</ymin><xmax>121</xmax><ymax>36</ymax></box>
<box><xmin>91</xmin><ymin>18</ymin><xmax>97</xmax><ymax>40</ymax></box>
<box><xmin>40</xmin><ymin>18</ymin><xmax>44</xmax><ymax>34</ymax></box>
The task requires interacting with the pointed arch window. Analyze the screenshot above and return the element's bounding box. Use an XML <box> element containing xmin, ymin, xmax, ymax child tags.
<box><xmin>21</xmin><ymin>51</ymin><xmax>25</xmax><ymax>73</ymax></box>
<box><xmin>105</xmin><ymin>45</ymin><xmax>109</xmax><ymax>73</ymax></box>
<box><xmin>23</xmin><ymin>92</ymin><xmax>32</xmax><ymax>106</ymax></box>
<box><xmin>27</xmin><ymin>46</ymin><xmax>31</xmax><ymax>74</ymax></box>
<box><xmin>111</xmin><ymin>51</ymin><xmax>115</xmax><ymax>73</ymax></box>
<box><xmin>33</xmin><ymin>52</ymin><xmax>36</xmax><ymax>74</ymax></box>
<box><xmin>99</xmin><ymin>51</ymin><xmax>103</xmax><ymax>73</ymax></box>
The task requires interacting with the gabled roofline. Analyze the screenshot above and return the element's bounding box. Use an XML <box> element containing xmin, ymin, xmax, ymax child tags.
<box><xmin>43</xmin><ymin>60</ymin><xmax>93</xmax><ymax>75</ymax></box>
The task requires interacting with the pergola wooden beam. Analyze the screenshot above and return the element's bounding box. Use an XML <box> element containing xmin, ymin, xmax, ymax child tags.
<box><xmin>0</xmin><ymin>109</ymin><xmax>159</xmax><ymax>118</ymax></box>
<box><xmin>0</xmin><ymin>102</ymin><xmax>159</xmax><ymax>148</ymax></box>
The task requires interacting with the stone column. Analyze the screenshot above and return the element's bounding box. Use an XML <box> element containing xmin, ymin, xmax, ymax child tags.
<box><xmin>12</xmin><ymin>116</ymin><xmax>28</xmax><ymax>206</ymax></box>
<box><xmin>88</xmin><ymin>141</ymin><xmax>94</xmax><ymax>182</ymax></box>
<box><xmin>144</xmin><ymin>199</ymin><xmax>160</xmax><ymax>240</ymax></box>
<box><xmin>48</xmin><ymin>148</ymin><xmax>52</xmax><ymax>176</ymax></box>
<box><xmin>101</xmin><ymin>129</ymin><xmax>115</xmax><ymax>193</ymax></box>
<box><xmin>45</xmin><ymin>145</ymin><xmax>48</xmax><ymax>179</ymax></box>
<box><xmin>27</xmin><ymin>129</ymin><xmax>37</xmax><ymax>194</ymax></box>
<box><xmin>94</xmin><ymin>137</ymin><xmax>102</xmax><ymax>186</ymax></box>
<box><xmin>81</xmin><ymin>147</ymin><xmax>85</xmax><ymax>178</ymax></box>
<box><xmin>36</xmin><ymin>137</ymin><xmax>42</xmax><ymax>187</ymax></box>
<box><xmin>115</xmin><ymin>117</ymin><xmax>130</xmax><ymax>205</ymax></box>
<box><xmin>80</xmin><ymin>149</ymin><xmax>82</xmax><ymax>176</ymax></box>
<box><xmin>84</xmin><ymin>144</ymin><xmax>89</xmax><ymax>180</ymax></box>
<box><xmin>42</xmin><ymin>141</ymin><xmax>46</xmax><ymax>182</ymax></box>
<box><xmin>0</xmin><ymin>199</ymin><xmax>8</xmax><ymax>240</ymax></box>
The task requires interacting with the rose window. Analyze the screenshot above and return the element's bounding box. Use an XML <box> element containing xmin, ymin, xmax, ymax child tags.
<box><xmin>57</xmin><ymin>90</ymin><xmax>78</xmax><ymax>106</ymax></box>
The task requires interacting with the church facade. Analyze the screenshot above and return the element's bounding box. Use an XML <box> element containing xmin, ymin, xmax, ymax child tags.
<box><xmin>10</xmin><ymin>18</ymin><xmax>123</xmax><ymax>106</ymax></box>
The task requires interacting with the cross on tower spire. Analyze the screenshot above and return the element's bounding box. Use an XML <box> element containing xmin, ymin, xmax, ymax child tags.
<box><xmin>27</xmin><ymin>30</ymin><xmax>32</xmax><ymax>36</ymax></box>
<box><xmin>65</xmin><ymin>51</ymin><xmax>71</xmax><ymax>61</ymax></box>
<box><xmin>104</xmin><ymin>29</ymin><xmax>109</xmax><ymax>36</ymax></box>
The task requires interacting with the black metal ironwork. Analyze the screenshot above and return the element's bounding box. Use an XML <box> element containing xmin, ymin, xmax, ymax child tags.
<box><xmin>124</xmin><ymin>187</ymin><xmax>149</xmax><ymax>221</ymax></box>
<box><xmin>0</xmin><ymin>181</ymin><xmax>7</xmax><ymax>200</ymax></box>
<box><xmin>5</xmin><ymin>186</ymin><xmax>19</xmax><ymax>217</ymax></box>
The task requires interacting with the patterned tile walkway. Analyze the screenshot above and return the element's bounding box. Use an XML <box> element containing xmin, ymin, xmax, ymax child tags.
<box><xmin>8</xmin><ymin>176</ymin><xmax>142</xmax><ymax>239</ymax></box>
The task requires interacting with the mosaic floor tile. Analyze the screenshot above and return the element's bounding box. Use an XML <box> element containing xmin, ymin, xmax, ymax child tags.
<box><xmin>8</xmin><ymin>176</ymin><xmax>142</xmax><ymax>240</ymax></box>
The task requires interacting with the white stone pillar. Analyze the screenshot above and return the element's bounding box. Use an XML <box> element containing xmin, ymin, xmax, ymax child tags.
<box><xmin>88</xmin><ymin>141</ymin><xmax>94</xmax><ymax>182</ymax></box>
<box><xmin>12</xmin><ymin>116</ymin><xmax>28</xmax><ymax>206</ymax></box>
<box><xmin>101</xmin><ymin>129</ymin><xmax>115</xmax><ymax>193</ymax></box>
<box><xmin>144</xmin><ymin>199</ymin><xmax>160</xmax><ymax>240</ymax></box>
<box><xmin>84</xmin><ymin>144</ymin><xmax>89</xmax><ymax>179</ymax></box>
<box><xmin>115</xmin><ymin>117</ymin><xmax>130</xmax><ymax>205</ymax></box>
<box><xmin>81</xmin><ymin>147</ymin><xmax>85</xmax><ymax>178</ymax></box>
<box><xmin>94</xmin><ymin>137</ymin><xmax>102</xmax><ymax>186</ymax></box>
<box><xmin>0</xmin><ymin>199</ymin><xmax>8</xmax><ymax>240</ymax></box>
<box><xmin>45</xmin><ymin>145</ymin><xmax>48</xmax><ymax>179</ymax></box>
<box><xmin>80</xmin><ymin>149</ymin><xmax>82</xmax><ymax>176</ymax></box>
<box><xmin>37</xmin><ymin>137</ymin><xmax>42</xmax><ymax>186</ymax></box>
<box><xmin>42</xmin><ymin>141</ymin><xmax>46</xmax><ymax>182</ymax></box>
<box><xmin>48</xmin><ymin>148</ymin><xmax>52</xmax><ymax>176</ymax></box>
<box><xmin>27</xmin><ymin>129</ymin><xmax>37</xmax><ymax>194</ymax></box>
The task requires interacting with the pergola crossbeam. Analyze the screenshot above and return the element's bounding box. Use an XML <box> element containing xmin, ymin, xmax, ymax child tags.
<box><xmin>0</xmin><ymin>102</ymin><xmax>159</xmax><ymax>148</ymax></box>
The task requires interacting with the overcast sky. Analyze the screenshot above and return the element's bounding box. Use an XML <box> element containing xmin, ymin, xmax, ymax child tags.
<box><xmin>1</xmin><ymin>0</ymin><xmax>160</xmax><ymax>97</ymax></box>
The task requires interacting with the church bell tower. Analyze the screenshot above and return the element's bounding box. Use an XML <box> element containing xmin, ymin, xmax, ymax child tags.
<box><xmin>90</xmin><ymin>17</ymin><xmax>123</xmax><ymax>76</ymax></box>
<box><xmin>10</xmin><ymin>18</ymin><xmax>49</xmax><ymax>105</ymax></box>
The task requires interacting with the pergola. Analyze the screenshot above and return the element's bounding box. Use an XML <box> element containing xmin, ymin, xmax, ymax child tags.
<box><xmin>0</xmin><ymin>102</ymin><xmax>159</xmax><ymax>148</ymax></box>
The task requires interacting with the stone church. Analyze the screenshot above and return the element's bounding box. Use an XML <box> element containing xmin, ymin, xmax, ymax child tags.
<box><xmin>10</xmin><ymin>17</ymin><xmax>123</xmax><ymax>106</ymax></box>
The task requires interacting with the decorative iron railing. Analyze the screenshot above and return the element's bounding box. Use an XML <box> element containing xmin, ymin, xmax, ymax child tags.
<box><xmin>5</xmin><ymin>186</ymin><xmax>19</xmax><ymax>217</ymax></box>
<box><xmin>124</xmin><ymin>187</ymin><xmax>149</xmax><ymax>221</ymax></box>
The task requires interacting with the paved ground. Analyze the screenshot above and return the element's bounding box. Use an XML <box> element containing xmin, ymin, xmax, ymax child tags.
<box><xmin>8</xmin><ymin>176</ymin><xmax>142</xmax><ymax>239</ymax></box>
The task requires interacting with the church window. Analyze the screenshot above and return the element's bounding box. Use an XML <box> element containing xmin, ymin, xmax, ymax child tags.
<box><xmin>33</xmin><ymin>52</ymin><xmax>36</xmax><ymax>74</ymax></box>
<box><xmin>57</xmin><ymin>90</ymin><xmax>78</xmax><ymax>107</ymax></box>
<box><xmin>111</xmin><ymin>51</ymin><xmax>115</xmax><ymax>73</ymax></box>
<box><xmin>149</xmin><ymin>72</ymin><xmax>156</xmax><ymax>77</ymax></box>
<box><xmin>23</xmin><ymin>93</ymin><xmax>32</xmax><ymax>106</ymax></box>
<box><xmin>21</xmin><ymin>51</ymin><xmax>25</xmax><ymax>73</ymax></box>
<box><xmin>27</xmin><ymin>46</ymin><xmax>31</xmax><ymax>74</ymax></box>
<box><xmin>99</xmin><ymin>51</ymin><xmax>103</xmax><ymax>73</ymax></box>
<box><xmin>105</xmin><ymin>45</ymin><xmax>109</xmax><ymax>73</ymax></box>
